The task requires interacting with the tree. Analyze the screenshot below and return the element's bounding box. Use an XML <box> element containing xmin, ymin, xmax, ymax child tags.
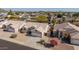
<box><xmin>57</xmin><ymin>14</ymin><xmax>63</xmax><ymax>18</ymax></box>
<box><xmin>62</xmin><ymin>16</ymin><xmax>66</xmax><ymax>23</ymax></box>
<box><xmin>72</xmin><ymin>13</ymin><xmax>79</xmax><ymax>17</ymax></box>
<box><xmin>7</xmin><ymin>10</ymin><xmax>20</xmax><ymax>20</ymax></box>
<box><xmin>36</xmin><ymin>15</ymin><xmax>47</xmax><ymax>23</ymax></box>
<box><xmin>15</xmin><ymin>12</ymin><xmax>20</xmax><ymax>15</ymax></box>
<box><xmin>7</xmin><ymin>9</ymin><xmax>14</xmax><ymax>15</ymax></box>
<box><xmin>52</xmin><ymin>19</ymin><xmax>57</xmax><ymax>27</ymax></box>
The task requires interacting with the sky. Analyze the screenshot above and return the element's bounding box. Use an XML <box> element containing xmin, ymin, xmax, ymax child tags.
<box><xmin>3</xmin><ymin>8</ymin><xmax>79</xmax><ymax>12</ymax></box>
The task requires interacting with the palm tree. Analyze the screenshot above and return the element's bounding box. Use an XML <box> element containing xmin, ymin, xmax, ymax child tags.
<box><xmin>52</xmin><ymin>19</ymin><xmax>57</xmax><ymax>27</ymax></box>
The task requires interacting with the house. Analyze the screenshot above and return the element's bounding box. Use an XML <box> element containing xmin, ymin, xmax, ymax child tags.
<box><xmin>8</xmin><ymin>21</ymin><xmax>26</xmax><ymax>33</ymax></box>
<box><xmin>21</xmin><ymin>22</ymin><xmax>49</xmax><ymax>37</ymax></box>
<box><xmin>2</xmin><ymin>20</ymin><xmax>26</xmax><ymax>33</ymax></box>
<box><xmin>66</xmin><ymin>23</ymin><xmax>79</xmax><ymax>45</ymax></box>
<box><xmin>19</xmin><ymin>13</ymin><xmax>31</xmax><ymax>21</ymax></box>
<box><xmin>0</xmin><ymin>20</ymin><xmax>8</xmax><ymax>28</ymax></box>
<box><xmin>26</xmin><ymin>26</ymin><xmax>42</xmax><ymax>37</ymax></box>
<box><xmin>0</xmin><ymin>13</ymin><xmax>7</xmax><ymax>19</ymax></box>
<box><xmin>3</xmin><ymin>23</ymin><xmax>15</xmax><ymax>32</ymax></box>
<box><xmin>54</xmin><ymin>22</ymin><xmax>79</xmax><ymax>45</ymax></box>
<box><xmin>1</xmin><ymin>20</ymin><xmax>49</xmax><ymax>38</ymax></box>
<box><xmin>0</xmin><ymin>19</ymin><xmax>5</xmax><ymax>22</ymax></box>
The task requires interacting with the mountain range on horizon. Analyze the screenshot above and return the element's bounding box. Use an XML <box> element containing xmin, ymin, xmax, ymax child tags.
<box><xmin>1</xmin><ymin>8</ymin><xmax>79</xmax><ymax>12</ymax></box>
